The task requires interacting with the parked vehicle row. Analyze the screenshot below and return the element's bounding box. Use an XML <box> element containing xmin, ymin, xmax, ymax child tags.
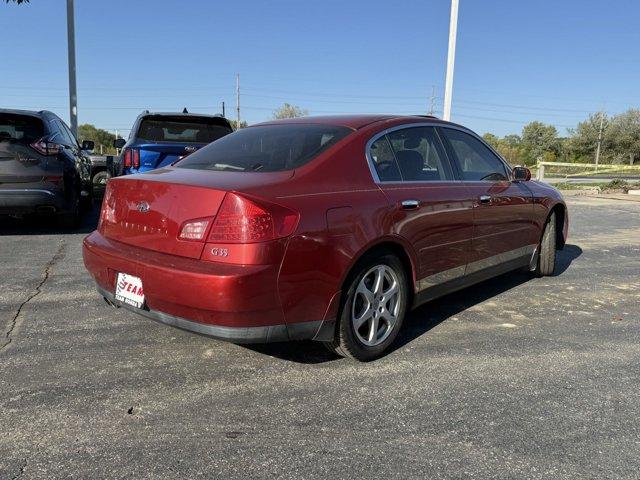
<box><xmin>0</xmin><ymin>109</ymin><xmax>94</xmax><ymax>227</ymax></box>
<box><xmin>83</xmin><ymin>114</ymin><xmax>568</xmax><ymax>360</ymax></box>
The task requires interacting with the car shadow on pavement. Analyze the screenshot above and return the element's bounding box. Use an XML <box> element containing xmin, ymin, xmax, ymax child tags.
<box><xmin>0</xmin><ymin>203</ymin><xmax>100</xmax><ymax>235</ymax></box>
<box><xmin>246</xmin><ymin>244</ymin><xmax>583</xmax><ymax>364</ymax></box>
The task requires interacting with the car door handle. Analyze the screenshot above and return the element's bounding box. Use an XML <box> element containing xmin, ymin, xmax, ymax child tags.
<box><xmin>479</xmin><ymin>195</ymin><xmax>491</xmax><ymax>204</ymax></box>
<box><xmin>401</xmin><ymin>199</ymin><xmax>420</xmax><ymax>210</ymax></box>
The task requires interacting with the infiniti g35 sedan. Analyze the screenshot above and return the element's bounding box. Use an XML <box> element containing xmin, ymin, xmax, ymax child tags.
<box><xmin>83</xmin><ymin>115</ymin><xmax>568</xmax><ymax>361</ymax></box>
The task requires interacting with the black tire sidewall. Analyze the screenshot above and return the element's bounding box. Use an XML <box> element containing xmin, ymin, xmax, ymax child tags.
<box><xmin>337</xmin><ymin>254</ymin><xmax>409</xmax><ymax>361</ymax></box>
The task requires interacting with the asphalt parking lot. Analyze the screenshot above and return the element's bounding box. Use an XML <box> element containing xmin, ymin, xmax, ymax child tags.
<box><xmin>1</xmin><ymin>195</ymin><xmax>639</xmax><ymax>479</ymax></box>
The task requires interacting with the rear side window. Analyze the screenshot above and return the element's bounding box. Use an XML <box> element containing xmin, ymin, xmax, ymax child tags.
<box><xmin>440</xmin><ymin>128</ymin><xmax>508</xmax><ymax>181</ymax></box>
<box><xmin>137</xmin><ymin>116</ymin><xmax>232</xmax><ymax>143</ymax></box>
<box><xmin>0</xmin><ymin>114</ymin><xmax>44</xmax><ymax>143</ymax></box>
<box><xmin>369</xmin><ymin>136</ymin><xmax>401</xmax><ymax>181</ymax></box>
<box><xmin>386</xmin><ymin>127</ymin><xmax>452</xmax><ymax>181</ymax></box>
<box><xmin>176</xmin><ymin>124</ymin><xmax>352</xmax><ymax>172</ymax></box>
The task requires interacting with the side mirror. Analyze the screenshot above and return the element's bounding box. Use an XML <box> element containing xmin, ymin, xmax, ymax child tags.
<box><xmin>512</xmin><ymin>166</ymin><xmax>531</xmax><ymax>182</ymax></box>
<box><xmin>113</xmin><ymin>138</ymin><xmax>126</xmax><ymax>149</ymax></box>
<box><xmin>81</xmin><ymin>140</ymin><xmax>95</xmax><ymax>151</ymax></box>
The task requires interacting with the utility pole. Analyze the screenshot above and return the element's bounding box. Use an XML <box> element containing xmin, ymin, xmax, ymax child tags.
<box><xmin>221</xmin><ymin>101</ymin><xmax>225</xmax><ymax>117</ymax></box>
<box><xmin>443</xmin><ymin>0</ymin><xmax>459</xmax><ymax>121</ymax></box>
<box><xmin>236</xmin><ymin>74</ymin><xmax>241</xmax><ymax>129</ymax></box>
<box><xmin>66</xmin><ymin>0</ymin><xmax>78</xmax><ymax>136</ymax></box>
<box><xmin>428</xmin><ymin>85</ymin><xmax>436</xmax><ymax>115</ymax></box>
<box><xmin>595</xmin><ymin>111</ymin><xmax>604</xmax><ymax>171</ymax></box>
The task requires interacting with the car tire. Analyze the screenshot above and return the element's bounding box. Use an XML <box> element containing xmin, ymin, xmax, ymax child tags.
<box><xmin>92</xmin><ymin>170</ymin><xmax>110</xmax><ymax>196</ymax></box>
<box><xmin>58</xmin><ymin>190</ymin><xmax>81</xmax><ymax>229</ymax></box>
<box><xmin>534</xmin><ymin>211</ymin><xmax>556</xmax><ymax>276</ymax></box>
<box><xmin>324</xmin><ymin>253</ymin><xmax>409</xmax><ymax>361</ymax></box>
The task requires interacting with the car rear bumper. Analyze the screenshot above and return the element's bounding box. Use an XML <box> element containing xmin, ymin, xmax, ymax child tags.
<box><xmin>83</xmin><ymin>231</ymin><xmax>328</xmax><ymax>343</ymax></box>
<box><xmin>0</xmin><ymin>188</ymin><xmax>63</xmax><ymax>214</ymax></box>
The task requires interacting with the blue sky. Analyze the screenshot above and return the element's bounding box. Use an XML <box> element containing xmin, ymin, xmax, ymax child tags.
<box><xmin>1</xmin><ymin>0</ymin><xmax>639</xmax><ymax>137</ymax></box>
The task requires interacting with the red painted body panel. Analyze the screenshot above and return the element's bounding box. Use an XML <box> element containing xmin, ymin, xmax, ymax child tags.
<box><xmin>83</xmin><ymin>115</ymin><xmax>568</xmax><ymax>338</ymax></box>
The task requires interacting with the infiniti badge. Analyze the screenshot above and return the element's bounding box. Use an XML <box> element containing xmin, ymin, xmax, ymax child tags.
<box><xmin>136</xmin><ymin>201</ymin><xmax>150</xmax><ymax>213</ymax></box>
<box><xmin>184</xmin><ymin>146</ymin><xmax>198</xmax><ymax>153</ymax></box>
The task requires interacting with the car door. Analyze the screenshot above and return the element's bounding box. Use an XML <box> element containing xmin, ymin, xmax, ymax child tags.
<box><xmin>368</xmin><ymin>124</ymin><xmax>474</xmax><ymax>291</ymax></box>
<box><xmin>438</xmin><ymin>126</ymin><xmax>537</xmax><ymax>273</ymax></box>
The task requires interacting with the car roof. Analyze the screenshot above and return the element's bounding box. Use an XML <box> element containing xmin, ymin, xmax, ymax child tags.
<box><xmin>253</xmin><ymin>114</ymin><xmax>461</xmax><ymax>130</ymax></box>
<box><xmin>0</xmin><ymin>108</ymin><xmax>53</xmax><ymax>119</ymax></box>
<box><xmin>137</xmin><ymin>111</ymin><xmax>227</xmax><ymax>120</ymax></box>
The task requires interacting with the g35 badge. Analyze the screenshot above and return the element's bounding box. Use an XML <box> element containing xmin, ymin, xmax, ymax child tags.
<box><xmin>211</xmin><ymin>247</ymin><xmax>229</xmax><ymax>257</ymax></box>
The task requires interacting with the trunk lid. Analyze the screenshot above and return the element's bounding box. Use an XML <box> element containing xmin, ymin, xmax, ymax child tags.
<box><xmin>135</xmin><ymin>143</ymin><xmax>208</xmax><ymax>170</ymax></box>
<box><xmin>100</xmin><ymin>167</ymin><xmax>293</xmax><ymax>259</ymax></box>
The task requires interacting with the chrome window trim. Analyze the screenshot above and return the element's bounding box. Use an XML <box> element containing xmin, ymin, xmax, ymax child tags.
<box><xmin>366</xmin><ymin>122</ymin><xmax>462</xmax><ymax>184</ymax></box>
<box><xmin>365</xmin><ymin>121</ymin><xmax>512</xmax><ymax>185</ymax></box>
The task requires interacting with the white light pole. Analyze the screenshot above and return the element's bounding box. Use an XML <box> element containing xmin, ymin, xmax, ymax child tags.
<box><xmin>443</xmin><ymin>0</ymin><xmax>459</xmax><ymax>121</ymax></box>
<box><xmin>66</xmin><ymin>0</ymin><xmax>78</xmax><ymax>136</ymax></box>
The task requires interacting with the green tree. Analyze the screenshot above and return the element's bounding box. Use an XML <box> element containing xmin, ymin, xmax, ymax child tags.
<box><xmin>78</xmin><ymin>124</ymin><xmax>117</xmax><ymax>155</ymax></box>
<box><xmin>5</xmin><ymin>0</ymin><xmax>29</xmax><ymax>3</ymax></box>
<box><xmin>273</xmin><ymin>103</ymin><xmax>308</xmax><ymax>119</ymax></box>
<box><xmin>607</xmin><ymin>109</ymin><xmax>640</xmax><ymax>165</ymax></box>
<box><xmin>521</xmin><ymin>121</ymin><xmax>559</xmax><ymax>165</ymax></box>
<box><xmin>567</xmin><ymin>112</ymin><xmax>610</xmax><ymax>163</ymax></box>
<box><xmin>482</xmin><ymin>133</ymin><xmax>499</xmax><ymax>149</ymax></box>
<box><xmin>228</xmin><ymin>120</ymin><xmax>248</xmax><ymax>131</ymax></box>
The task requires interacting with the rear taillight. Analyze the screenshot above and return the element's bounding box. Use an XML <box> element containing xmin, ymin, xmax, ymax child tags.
<box><xmin>178</xmin><ymin>218</ymin><xmax>211</xmax><ymax>241</ymax></box>
<box><xmin>30</xmin><ymin>137</ymin><xmax>62</xmax><ymax>156</ymax></box>
<box><xmin>207</xmin><ymin>192</ymin><xmax>298</xmax><ymax>244</ymax></box>
<box><xmin>123</xmin><ymin>148</ymin><xmax>132</xmax><ymax>168</ymax></box>
<box><xmin>123</xmin><ymin>148</ymin><xmax>140</xmax><ymax>169</ymax></box>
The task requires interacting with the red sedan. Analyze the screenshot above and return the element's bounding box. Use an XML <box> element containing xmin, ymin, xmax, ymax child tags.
<box><xmin>83</xmin><ymin>115</ymin><xmax>568</xmax><ymax>361</ymax></box>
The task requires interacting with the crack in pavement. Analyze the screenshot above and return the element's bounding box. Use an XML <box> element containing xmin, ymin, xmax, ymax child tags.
<box><xmin>0</xmin><ymin>240</ymin><xmax>66</xmax><ymax>352</ymax></box>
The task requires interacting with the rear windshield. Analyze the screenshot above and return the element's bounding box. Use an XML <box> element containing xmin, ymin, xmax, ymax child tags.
<box><xmin>176</xmin><ymin>124</ymin><xmax>352</xmax><ymax>172</ymax></box>
<box><xmin>0</xmin><ymin>114</ymin><xmax>44</xmax><ymax>143</ymax></box>
<box><xmin>136</xmin><ymin>116</ymin><xmax>232</xmax><ymax>143</ymax></box>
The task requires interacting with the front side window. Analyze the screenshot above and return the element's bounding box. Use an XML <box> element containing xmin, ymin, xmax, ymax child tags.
<box><xmin>441</xmin><ymin>128</ymin><xmax>508</xmax><ymax>181</ymax></box>
<box><xmin>137</xmin><ymin>116</ymin><xmax>232</xmax><ymax>144</ymax></box>
<box><xmin>386</xmin><ymin>127</ymin><xmax>452</xmax><ymax>181</ymax></box>
<box><xmin>176</xmin><ymin>124</ymin><xmax>351</xmax><ymax>172</ymax></box>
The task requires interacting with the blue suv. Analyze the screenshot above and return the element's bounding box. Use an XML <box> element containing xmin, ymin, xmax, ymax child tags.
<box><xmin>113</xmin><ymin>111</ymin><xmax>233</xmax><ymax>175</ymax></box>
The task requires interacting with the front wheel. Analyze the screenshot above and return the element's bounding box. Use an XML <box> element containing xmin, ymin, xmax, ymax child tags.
<box><xmin>324</xmin><ymin>253</ymin><xmax>409</xmax><ymax>361</ymax></box>
<box><xmin>534</xmin><ymin>211</ymin><xmax>557</xmax><ymax>276</ymax></box>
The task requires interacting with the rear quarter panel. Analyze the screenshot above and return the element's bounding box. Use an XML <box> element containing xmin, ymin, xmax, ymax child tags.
<box><xmin>254</xmin><ymin>128</ymin><xmax>416</xmax><ymax>326</ymax></box>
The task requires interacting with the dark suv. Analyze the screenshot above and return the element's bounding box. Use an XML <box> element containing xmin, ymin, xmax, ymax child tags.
<box><xmin>113</xmin><ymin>111</ymin><xmax>233</xmax><ymax>176</ymax></box>
<box><xmin>0</xmin><ymin>109</ymin><xmax>93</xmax><ymax>227</ymax></box>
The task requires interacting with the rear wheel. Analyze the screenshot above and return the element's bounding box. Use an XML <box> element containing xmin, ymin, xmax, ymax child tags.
<box><xmin>92</xmin><ymin>169</ymin><xmax>110</xmax><ymax>196</ymax></box>
<box><xmin>58</xmin><ymin>189</ymin><xmax>81</xmax><ymax>229</ymax></box>
<box><xmin>534</xmin><ymin>211</ymin><xmax>556</xmax><ymax>276</ymax></box>
<box><xmin>324</xmin><ymin>253</ymin><xmax>409</xmax><ymax>361</ymax></box>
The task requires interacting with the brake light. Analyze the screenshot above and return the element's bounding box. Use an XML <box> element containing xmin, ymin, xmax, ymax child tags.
<box><xmin>123</xmin><ymin>148</ymin><xmax>140</xmax><ymax>169</ymax></box>
<box><xmin>207</xmin><ymin>192</ymin><xmax>298</xmax><ymax>244</ymax></box>
<box><xmin>179</xmin><ymin>218</ymin><xmax>211</xmax><ymax>241</ymax></box>
<box><xmin>30</xmin><ymin>137</ymin><xmax>62</xmax><ymax>156</ymax></box>
<box><xmin>123</xmin><ymin>148</ymin><xmax>132</xmax><ymax>168</ymax></box>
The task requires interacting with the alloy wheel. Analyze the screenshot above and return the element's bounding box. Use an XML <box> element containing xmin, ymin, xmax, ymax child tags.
<box><xmin>351</xmin><ymin>264</ymin><xmax>402</xmax><ymax>347</ymax></box>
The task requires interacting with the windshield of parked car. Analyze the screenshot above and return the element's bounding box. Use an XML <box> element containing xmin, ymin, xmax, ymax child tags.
<box><xmin>137</xmin><ymin>116</ymin><xmax>232</xmax><ymax>144</ymax></box>
<box><xmin>0</xmin><ymin>114</ymin><xmax>44</xmax><ymax>144</ymax></box>
<box><xmin>175</xmin><ymin>124</ymin><xmax>352</xmax><ymax>172</ymax></box>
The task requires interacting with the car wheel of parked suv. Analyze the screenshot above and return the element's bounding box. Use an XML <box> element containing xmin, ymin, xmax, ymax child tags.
<box><xmin>58</xmin><ymin>190</ymin><xmax>81</xmax><ymax>229</ymax></box>
<box><xmin>325</xmin><ymin>252</ymin><xmax>409</xmax><ymax>361</ymax></box>
<box><xmin>535</xmin><ymin>211</ymin><xmax>557</xmax><ymax>277</ymax></box>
